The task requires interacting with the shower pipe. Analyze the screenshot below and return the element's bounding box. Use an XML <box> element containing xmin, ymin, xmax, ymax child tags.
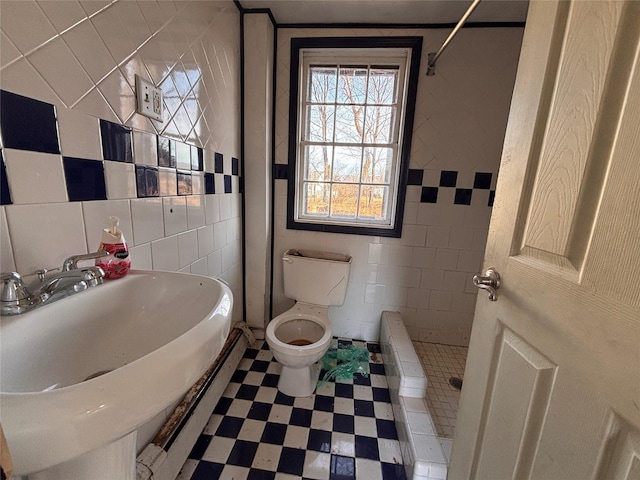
<box><xmin>426</xmin><ymin>0</ymin><xmax>482</xmax><ymax>75</ymax></box>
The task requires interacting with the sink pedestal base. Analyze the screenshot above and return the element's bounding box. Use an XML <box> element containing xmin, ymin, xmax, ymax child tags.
<box><xmin>29</xmin><ymin>431</ymin><xmax>137</xmax><ymax>480</ymax></box>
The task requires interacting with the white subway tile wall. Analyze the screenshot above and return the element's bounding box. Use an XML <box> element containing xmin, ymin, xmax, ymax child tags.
<box><xmin>272</xmin><ymin>27</ymin><xmax>523</xmax><ymax>345</ymax></box>
<box><xmin>0</xmin><ymin>1</ymin><xmax>242</xmax><ymax>323</ymax></box>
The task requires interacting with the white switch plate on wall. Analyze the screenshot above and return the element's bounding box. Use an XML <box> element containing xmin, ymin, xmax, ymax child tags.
<box><xmin>135</xmin><ymin>74</ymin><xmax>163</xmax><ymax>122</ymax></box>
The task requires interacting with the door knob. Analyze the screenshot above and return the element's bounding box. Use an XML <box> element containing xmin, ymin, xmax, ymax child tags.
<box><xmin>473</xmin><ymin>267</ymin><xmax>501</xmax><ymax>301</ymax></box>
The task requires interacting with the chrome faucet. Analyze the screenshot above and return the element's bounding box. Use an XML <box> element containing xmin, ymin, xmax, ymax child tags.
<box><xmin>0</xmin><ymin>251</ymin><xmax>110</xmax><ymax>316</ymax></box>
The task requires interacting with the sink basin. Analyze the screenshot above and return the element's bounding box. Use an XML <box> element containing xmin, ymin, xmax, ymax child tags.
<box><xmin>0</xmin><ymin>270</ymin><xmax>233</xmax><ymax>476</ymax></box>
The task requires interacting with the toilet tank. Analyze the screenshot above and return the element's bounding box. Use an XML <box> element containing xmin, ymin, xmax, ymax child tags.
<box><xmin>282</xmin><ymin>249</ymin><xmax>352</xmax><ymax>306</ymax></box>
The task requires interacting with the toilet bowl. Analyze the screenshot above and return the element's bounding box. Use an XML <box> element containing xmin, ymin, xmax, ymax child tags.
<box><xmin>265</xmin><ymin>249</ymin><xmax>352</xmax><ymax>397</ymax></box>
<box><xmin>266</xmin><ymin>303</ymin><xmax>332</xmax><ymax>397</ymax></box>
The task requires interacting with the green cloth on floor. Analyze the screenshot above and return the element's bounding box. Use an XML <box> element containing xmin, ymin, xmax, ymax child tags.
<box><xmin>317</xmin><ymin>339</ymin><xmax>370</xmax><ymax>387</ymax></box>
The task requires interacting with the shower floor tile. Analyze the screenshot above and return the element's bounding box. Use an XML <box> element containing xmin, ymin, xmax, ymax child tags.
<box><xmin>177</xmin><ymin>339</ymin><xmax>406</xmax><ymax>480</ymax></box>
<box><xmin>413</xmin><ymin>341</ymin><xmax>468</xmax><ymax>439</ymax></box>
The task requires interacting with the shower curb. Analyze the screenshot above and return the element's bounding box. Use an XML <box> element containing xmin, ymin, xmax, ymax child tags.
<box><xmin>380</xmin><ymin>311</ymin><xmax>448</xmax><ymax>480</ymax></box>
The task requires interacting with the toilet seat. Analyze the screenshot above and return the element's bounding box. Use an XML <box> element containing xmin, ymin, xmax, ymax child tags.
<box><xmin>266</xmin><ymin>303</ymin><xmax>332</xmax><ymax>356</ymax></box>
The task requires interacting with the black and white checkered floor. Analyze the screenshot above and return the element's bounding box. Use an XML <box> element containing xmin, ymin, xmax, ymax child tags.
<box><xmin>176</xmin><ymin>339</ymin><xmax>407</xmax><ymax>480</ymax></box>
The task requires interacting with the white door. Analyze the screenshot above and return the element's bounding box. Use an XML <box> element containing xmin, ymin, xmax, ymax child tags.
<box><xmin>449</xmin><ymin>1</ymin><xmax>640</xmax><ymax>479</ymax></box>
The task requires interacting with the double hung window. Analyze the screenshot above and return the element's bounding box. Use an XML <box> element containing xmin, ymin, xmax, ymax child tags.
<box><xmin>287</xmin><ymin>37</ymin><xmax>422</xmax><ymax>237</ymax></box>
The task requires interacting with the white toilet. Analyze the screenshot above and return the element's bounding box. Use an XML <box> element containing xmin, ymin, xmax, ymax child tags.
<box><xmin>266</xmin><ymin>248</ymin><xmax>352</xmax><ymax>397</ymax></box>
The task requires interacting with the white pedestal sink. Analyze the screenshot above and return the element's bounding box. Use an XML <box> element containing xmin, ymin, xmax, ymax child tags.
<box><xmin>0</xmin><ymin>270</ymin><xmax>233</xmax><ymax>478</ymax></box>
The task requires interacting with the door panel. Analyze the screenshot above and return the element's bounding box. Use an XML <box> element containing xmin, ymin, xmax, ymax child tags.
<box><xmin>449</xmin><ymin>1</ymin><xmax>640</xmax><ymax>478</ymax></box>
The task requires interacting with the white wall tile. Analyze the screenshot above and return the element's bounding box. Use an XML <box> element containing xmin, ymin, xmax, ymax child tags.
<box><xmin>190</xmin><ymin>257</ymin><xmax>208</xmax><ymax>276</ymax></box>
<box><xmin>104</xmin><ymin>161</ymin><xmax>137</xmax><ymax>199</ymax></box>
<box><xmin>159</xmin><ymin>167</ymin><xmax>177</xmax><ymax>197</ymax></box>
<box><xmin>197</xmin><ymin>225</ymin><xmax>214</xmax><ymax>258</ymax></box>
<box><xmin>130</xmin><ymin>197</ymin><xmax>164</xmax><ymax>245</ymax></box>
<box><xmin>6</xmin><ymin>202</ymin><xmax>87</xmax><ymax>273</ymax></box>
<box><xmin>163</xmin><ymin>196</ymin><xmax>188</xmax><ymax>236</ymax></box>
<box><xmin>207</xmin><ymin>249</ymin><xmax>222</xmax><ymax>277</ymax></box>
<box><xmin>3</xmin><ymin>149</ymin><xmax>68</xmax><ymax>204</ymax></box>
<box><xmin>213</xmin><ymin>221</ymin><xmax>227</xmax><ymax>251</ymax></box>
<box><xmin>186</xmin><ymin>194</ymin><xmax>205</xmax><ymax>229</ymax></box>
<box><xmin>178</xmin><ymin>229</ymin><xmax>198</xmax><ymax>268</ymax></box>
<box><xmin>434</xmin><ymin>248</ymin><xmax>459</xmax><ymax>270</ymax></box>
<box><xmin>151</xmin><ymin>235</ymin><xmax>179</xmax><ymax>271</ymax></box>
<box><xmin>0</xmin><ymin>207</ymin><xmax>16</xmax><ymax>272</ymax></box>
<box><xmin>57</xmin><ymin>107</ymin><xmax>102</xmax><ymax>159</ymax></box>
<box><xmin>129</xmin><ymin>242</ymin><xmax>152</xmax><ymax>270</ymax></box>
<box><xmin>133</xmin><ymin>130</ymin><xmax>158</xmax><ymax>165</ymax></box>
<box><xmin>204</xmin><ymin>194</ymin><xmax>220</xmax><ymax>224</ymax></box>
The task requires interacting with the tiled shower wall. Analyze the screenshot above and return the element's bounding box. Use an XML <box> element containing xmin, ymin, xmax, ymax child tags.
<box><xmin>272</xmin><ymin>27</ymin><xmax>523</xmax><ymax>345</ymax></box>
<box><xmin>0</xmin><ymin>0</ymin><xmax>243</xmax><ymax>322</ymax></box>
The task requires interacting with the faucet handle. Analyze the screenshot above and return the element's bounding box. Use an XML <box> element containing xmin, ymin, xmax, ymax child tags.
<box><xmin>1</xmin><ymin>271</ymin><xmax>32</xmax><ymax>302</ymax></box>
<box><xmin>62</xmin><ymin>251</ymin><xmax>110</xmax><ymax>271</ymax></box>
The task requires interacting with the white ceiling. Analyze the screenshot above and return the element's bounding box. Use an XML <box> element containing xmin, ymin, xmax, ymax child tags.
<box><xmin>238</xmin><ymin>0</ymin><xmax>529</xmax><ymax>25</ymax></box>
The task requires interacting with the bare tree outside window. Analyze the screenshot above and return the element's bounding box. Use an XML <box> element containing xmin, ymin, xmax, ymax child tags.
<box><xmin>301</xmin><ymin>63</ymin><xmax>400</xmax><ymax>222</ymax></box>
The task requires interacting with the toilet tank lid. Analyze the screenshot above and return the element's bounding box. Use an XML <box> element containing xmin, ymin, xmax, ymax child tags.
<box><xmin>285</xmin><ymin>249</ymin><xmax>352</xmax><ymax>263</ymax></box>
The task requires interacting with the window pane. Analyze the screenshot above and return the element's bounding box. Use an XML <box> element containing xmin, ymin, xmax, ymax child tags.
<box><xmin>358</xmin><ymin>185</ymin><xmax>389</xmax><ymax>220</ymax></box>
<box><xmin>304</xmin><ymin>145</ymin><xmax>333</xmax><ymax>181</ymax></box>
<box><xmin>330</xmin><ymin>184</ymin><xmax>359</xmax><ymax>218</ymax></box>
<box><xmin>335</xmin><ymin>105</ymin><xmax>364</xmax><ymax>143</ymax></box>
<box><xmin>337</xmin><ymin>67</ymin><xmax>367</xmax><ymax>104</ymax></box>
<box><xmin>362</xmin><ymin>147</ymin><xmax>393</xmax><ymax>183</ymax></box>
<box><xmin>306</xmin><ymin>105</ymin><xmax>335</xmax><ymax>142</ymax></box>
<box><xmin>364</xmin><ymin>106</ymin><xmax>395</xmax><ymax>144</ymax></box>
<box><xmin>303</xmin><ymin>182</ymin><xmax>330</xmax><ymax>216</ymax></box>
<box><xmin>308</xmin><ymin>66</ymin><xmax>337</xmax><ymax>103</ymax></box>
<box><xmin>367</xmin><ymin>68</ymin><xmax>398</xmax><ymax>105</ymax></box>
<box><xmin>333</xmin><ymin>146</ymin><xmax>362</xmax><ymax>182</ymax></box>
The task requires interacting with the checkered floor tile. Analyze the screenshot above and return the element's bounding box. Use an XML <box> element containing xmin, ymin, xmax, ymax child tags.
<box><xmin>176</xmin><ymin>339</ymin><xmax>406</xmax><ymax>480</ymax></box>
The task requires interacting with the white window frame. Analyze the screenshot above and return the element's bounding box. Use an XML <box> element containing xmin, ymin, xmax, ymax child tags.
<box><xmin>286</xmin><ymin>37</ymin><xmax>422</xmax><ymax>238</ymax></box>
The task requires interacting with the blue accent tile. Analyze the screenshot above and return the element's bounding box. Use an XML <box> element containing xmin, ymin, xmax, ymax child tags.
<box><xmin>314</xmin><ymin>395</ymin><xmax>334</xmax><ymax>412</ymax></box>
<box><xmin>261</xmin><ymin>373</ymin><xmax>279</xmax><ymax>388</ymax></box>
<box><xmin>191</xmin><ymin>461</ymin><xmax>224</xmax><ymax>479</ymax></box>
<box><xmin>330</xmin><ymin>454</ymin><xmax>355</xmax><ymax>480</ymax></box>
<box><xmin>274</xmin><ymin>391</ymin><xmax>295</xmax><ymax>406</ymax></box>
<box><xmin>227</xmin><ymin>440</ymin><xmax>259</xmax><ymax>467</ymax></box>
<box><xmin>63</xmin><ymin>157</ymin><xmax>106</xmax><ymax>201</ymax></box>
<box><xmin>474</xmin><ymin>172</ymin><xmax>492</xmax><ymax>189</ymax></box>
<box><xmin>260</xmin><ymin>422</ymin><xmax>287</xmax><ymax>445</ymax></box>
<box><xmin>372</xmin><ymin>387</ymin><xmax>391</xmax><ymax>403</ymax></box>
<box><xmin>215</xmin><ymin>416</ymin><xmax>245</xmax><ymax>437</ymax></box>
<box><xmin>248</xmin><ymin>402</ymin><xmax>272</xmax><ymax>421</ymax></box>
<box><xmin>157</xmin><ymin>136</ymin><xmax>174</xmax><ymax>168</ymax></box>
<box><xmin>439</xmin><ymin>170</ymin><xmax>458</xmax><ymax>187</ymax></box>
<box><xmin>204</xmin><ymin>172</ymin><xmax>215</xmax><ymax>194</ymax></box>
<box><xmin>307</xmin><ymin>428</ymin><xmax>331</xmax><ymax>453</ymax></box>
<box><xmin>236</xmin><ymin>384</ymin><xmax>259</xmax><ymax>401</ymax></box>
<box><xmin>289</xmin><ymin>407</ymin><xmax>312</xmax><ymax>427</ymax></box>
<box><xmin>177</xmin><ymin>171</ymin><xmax>192</xmax><ymax>195</ymax></box>
<box><xmin>188</xmin><ymin>434</ymin><xmax>212</xmax><ymax>459</ymax></box>
<box><xmin>0</xmin><ymin>152</ymin><xmax>12</xmax><ymax>205</ymax></box>
<box><xmin>334</xmin><ymin>383</ymin><xmax>354</xmax><ymax>399</ymax></box>
<box><xmin>224</xmin><ymin>174</ymin><xmax>232</xmax><ymax>193</ymax></box>
<box><xmin>232</xmin><ymin>156</ymin><xmax>239</xmax><ymax>175</ymax></box>
<box><xmin>277</xmin><ymin>447</ymin><xmax>305</xmax><ymax>476</ymax></box>
<box><xmin>99</xmin><ymin>119</ymin><xmax>132</xmax><ymax>162</ymax></box>
<box><xmin>407</xmin><ymin>168</ymin><xmax>423</xmax><ymax>185</ymax></box>
<box><xmin>273</xmin><ymin>163</ymin><xmax>289</xmax><ymax>180</ymax></box>
<box><xmin>354</xmin><ymin>399</ymin><xmax>375</xmax><ymax>417</ymax></box>
<box><xmin>381</xmin><ymin>462</ymin><xmax>407</xmax><ymax>479</ymax></box>
<box><xmin>367</xmin><ymin>343</ymin><xmax>382</xmax><ymax>354</ymax></box>
<box><xmin>214</xmin><ymin>152</ymin><xmax>224</xmax><ymax>173</ymax></box>
<box><xmin>376</xmin><ymin>419</ymin><xmax>398</xmax><ymax>440</ymax></box>
<box><xmin>354</xmin><ymin>435</ymin><xmax>379</xmax><ymax>461</ymax></box>
<box><xmin>489</xmin><ymin>189</ymin><xmax>496</xmax><ymax>207</ymax></box>
<box><xmin>333</xmin><ymin>413</ymin><xmax>355</xmax><ymax>434</ymax></box>
<box><xmin>213</xmin><ymin>396</ymin><xmax>233</xmax><ymax>415</ymax></box>
<box><xmin>0</xmin><ymin>90</ymin><xmax>59</xmax><ymax>154</ymax></box>
<box><xmin>420</xmin><ymin>186</ymin><xmax>438</xmax><ymax>203</ymax></box>
<box><xmin>244</xmin><ymin>347</ymin><xmax>260</xmax><ymax>359</ymax></box>
<box><xmin>135</xmin><ymin>165</ymin><xmax>159</xmax><ymax>198</ymax></box>
<box><xmin>454</xmin><ymin>188</ymin><xmax>473</xmax><ymax>205</ymax></box>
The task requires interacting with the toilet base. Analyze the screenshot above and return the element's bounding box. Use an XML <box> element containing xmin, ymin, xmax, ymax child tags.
<box><xmin>278</xmin><ymin>362</ymin><xmax>321</xmax><ymax>397</ymax></box>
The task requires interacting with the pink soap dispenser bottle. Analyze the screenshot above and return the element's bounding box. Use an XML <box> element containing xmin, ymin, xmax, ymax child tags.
<box><xmin>96</xmin><ymin>216</ymin><xmax>131</xmax><ymax>279</ymax></box>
